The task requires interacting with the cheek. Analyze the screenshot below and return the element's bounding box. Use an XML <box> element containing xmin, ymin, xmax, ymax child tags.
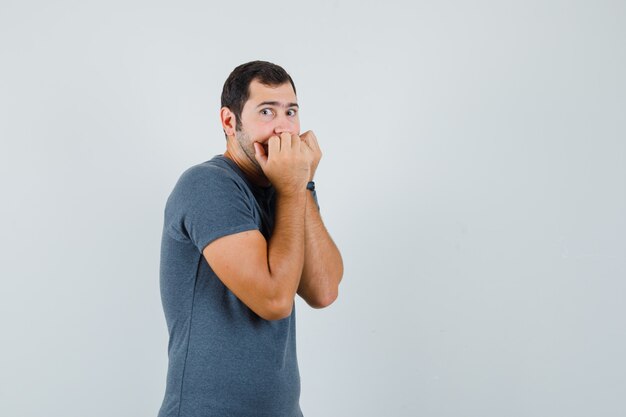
<box><xmin>246</xmin><ymin>123</ymin><xmax>271</xmax><ymax>141</ymax></box>
<box><xmin>294</xmin><ymin>119</ymin><xmax>301</xmax><ymax>133</ymax></box>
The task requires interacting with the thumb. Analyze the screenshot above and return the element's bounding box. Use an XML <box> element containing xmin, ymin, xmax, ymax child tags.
<box><xmin>253</xmin><ymin>142</ymin><xmax>267</xmax><ymax>168</ymax></box>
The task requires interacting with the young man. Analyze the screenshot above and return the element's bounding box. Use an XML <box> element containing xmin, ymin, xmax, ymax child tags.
<box><xmin>158</xmin><ymin>61</ymin><xmax>343</xmax><ymax>417</ymax></box>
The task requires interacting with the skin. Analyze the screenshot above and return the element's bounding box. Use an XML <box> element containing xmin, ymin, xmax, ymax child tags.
<box><xmin>222</xmin><ymin>80</ymin><xmax>310</xmax><ymax>187</ymax></box>
<box><xmin>203</xmin><ymin>79</ymin><xmax>343</xmax><ymax>319</ymax></box>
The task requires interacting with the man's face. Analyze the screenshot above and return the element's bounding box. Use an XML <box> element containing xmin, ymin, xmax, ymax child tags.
<box><xmin>234</xmin><ymin>79</ymin><xmax>300</xmax><ymax>171</ymax></box>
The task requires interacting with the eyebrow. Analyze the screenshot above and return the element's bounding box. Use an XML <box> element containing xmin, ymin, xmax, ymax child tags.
<box><xmin>255</xmin><ymin>101</ymin><xmax>299</xmax><ymax>109</ymax></box>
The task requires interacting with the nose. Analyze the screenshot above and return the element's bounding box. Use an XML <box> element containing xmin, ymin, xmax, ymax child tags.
<box><xmin>273</xmin><ymin>114</ymin><xmax>297</xmax><ymax>136</ymax></box>
<box><xmin>273</xmin><ymin>125</ymin><xmax>293</xmax><ymax>136</ymax></box>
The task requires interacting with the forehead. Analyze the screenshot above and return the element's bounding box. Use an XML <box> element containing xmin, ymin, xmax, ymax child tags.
<box><xmin>246</xmin><ymin>79</ymin><xmax>297</xmax><ymax>106</ymax></box>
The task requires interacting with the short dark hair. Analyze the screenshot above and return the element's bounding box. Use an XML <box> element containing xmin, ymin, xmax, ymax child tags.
<box><xmin>221</xmin><ymin>60</ymin><xmax>297</xmax><ymax>132</ymax></box>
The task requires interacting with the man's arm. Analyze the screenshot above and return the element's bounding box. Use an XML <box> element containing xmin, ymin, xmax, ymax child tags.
<box><xmin>297</xmin><ymin>189</ymin><xmax>344</xmax><ymax>308</ymax></box>
<box><xmin>204</xmin><ymin>190</ymin><xmax>307</xmax><ymax>321</ymax></box>
<box><xmin>203</xmin><ymin>133</ymin><xmax>311</xmax><ymax>321</ymax></box>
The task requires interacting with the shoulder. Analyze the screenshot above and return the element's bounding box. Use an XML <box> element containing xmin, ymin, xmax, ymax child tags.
<box><xmin>163</xmin><ymin>158</ymin><xmax>260</xmax><ymax>248</ymax></box>
<box><xmin>171</xmin><ymin>158</ymin><xmax>248</xmax><ymax>198</ymax></box>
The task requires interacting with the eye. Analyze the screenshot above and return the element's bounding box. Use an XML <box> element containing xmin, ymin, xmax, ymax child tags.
<box><xmin>287</xmin><ymin>108</ymin><xmax>298</xmax><ymax>117</ymax></box>
<box><xmin>260</xmin><ymin>108</ymin><xmax>274</xmax><ymax>117</ymax></box>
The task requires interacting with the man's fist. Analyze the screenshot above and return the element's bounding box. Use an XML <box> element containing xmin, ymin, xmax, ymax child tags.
<box><xmin>253</xmin><ymin>132</ymin><xmax>313</xmax><ymax>196</ymax></box>
<box><xmin>299</xmin><ymin>131</ymin><xmax>322</xmax><ymax>181</ymax></box>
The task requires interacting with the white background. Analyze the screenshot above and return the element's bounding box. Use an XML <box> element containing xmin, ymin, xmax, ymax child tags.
<box><xmin>1</xmin><ymin>1</ymin><xmax>625</xmax><ymax>416</ymax></box>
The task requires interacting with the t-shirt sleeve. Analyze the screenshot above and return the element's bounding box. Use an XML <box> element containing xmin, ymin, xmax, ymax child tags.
<box><xmin>163</xmin><ymin>165</ymin><xmax>259</xmax><ymax>253</ymax></box>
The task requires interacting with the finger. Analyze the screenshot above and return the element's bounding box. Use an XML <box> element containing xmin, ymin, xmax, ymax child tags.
<box><xmin>299</xmin><ymin>133</ymin><xmax>313</xmax><ymax>152</ymax></box>
<box><xmin>300</xmin><ymin>137</ymin><xmax>312</xmax><ymax>155</ymax></box>
<box><xmin>268</xmin><ymin>135</ymin><xmax>280</xmax><ymax>157</ymax></box>
<box><xmin>301</xmin><ymin>130</ymin><xmax>319</xmax><ymax>152</ymax></box>
<box><xmin>253</xmin><ymin>142</ymin><xmax>267</xmax><ymax>167</ymax></box>
<box><xmin>280</xmin><ymin>132</ymin><xmax>292</xmax><ymax>151</ymax></box>
<box><xmin>291</xmin><ymin>133</ymin><xmax>301</xmax><ymax>151</ymax></box>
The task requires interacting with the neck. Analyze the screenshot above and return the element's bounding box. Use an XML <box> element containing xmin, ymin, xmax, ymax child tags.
<box><xmin>223</xmin><ymin>142</ymin><xmax>271</xmax><ymax>188</ymax></box>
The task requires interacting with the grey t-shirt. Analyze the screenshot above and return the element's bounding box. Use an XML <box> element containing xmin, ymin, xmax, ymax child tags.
<box><xmin>158</xmin><ymin>155</ymin><xmax>302</xmax><ymax>417</ymax></box>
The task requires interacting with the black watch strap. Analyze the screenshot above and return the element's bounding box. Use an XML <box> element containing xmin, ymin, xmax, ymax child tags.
<box><xmin>306</xmin><ymin>181</ymin><xmax>320</xmax><ymax>211</ymax></box>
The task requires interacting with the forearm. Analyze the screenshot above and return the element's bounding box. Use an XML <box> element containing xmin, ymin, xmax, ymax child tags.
<box><xmin>297</xmin><ymin>191</ymin><xmax>343</xmax><ymax>307</ymax></box>
<box><xmin>267</xmin><ymin>189</ymin><xmax>308</xmax><ymax>304</ymax></box>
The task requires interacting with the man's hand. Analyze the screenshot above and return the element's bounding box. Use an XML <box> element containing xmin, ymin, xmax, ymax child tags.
<box><xmin>299</xmin><ymin>131</ymin><xmax>322</xmax><ymax>181</ymax></box>
<box><xmin>254</xmin><ymin>132</ymin><xmax>313</xmax><ymax>195</ymax></box>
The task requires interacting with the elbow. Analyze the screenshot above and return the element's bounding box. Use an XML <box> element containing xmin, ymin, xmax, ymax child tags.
<box><xmin>258</xmin><ymin>296</ymin><xmax>294</xmax><ymax>321</ymax></box>
<box><xmin>309</xmin><ymin>286</ymin><xmax>339</xmax><ymax>309</ymax></box>
<box><xmin>319</xmin><ymin>289</ymin><xmax>339</xmax><ymax>308</ymax></box>
<box><xmin>309</xmin><ymin>269</ymin><xmax>343</xmax><ymax>309</ymax></box>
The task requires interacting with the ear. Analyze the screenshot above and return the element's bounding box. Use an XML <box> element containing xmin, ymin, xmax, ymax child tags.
<box><xmin>220</xmin><ymin>107</ymin><xmax>237</xmax><ymax>137</ymax></box>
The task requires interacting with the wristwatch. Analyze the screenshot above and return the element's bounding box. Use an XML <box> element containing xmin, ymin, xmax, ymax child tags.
<box><xmin>306</xmin><ymin>181</ymin><xmax>320</xmax><ymax>211</ymax></box>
